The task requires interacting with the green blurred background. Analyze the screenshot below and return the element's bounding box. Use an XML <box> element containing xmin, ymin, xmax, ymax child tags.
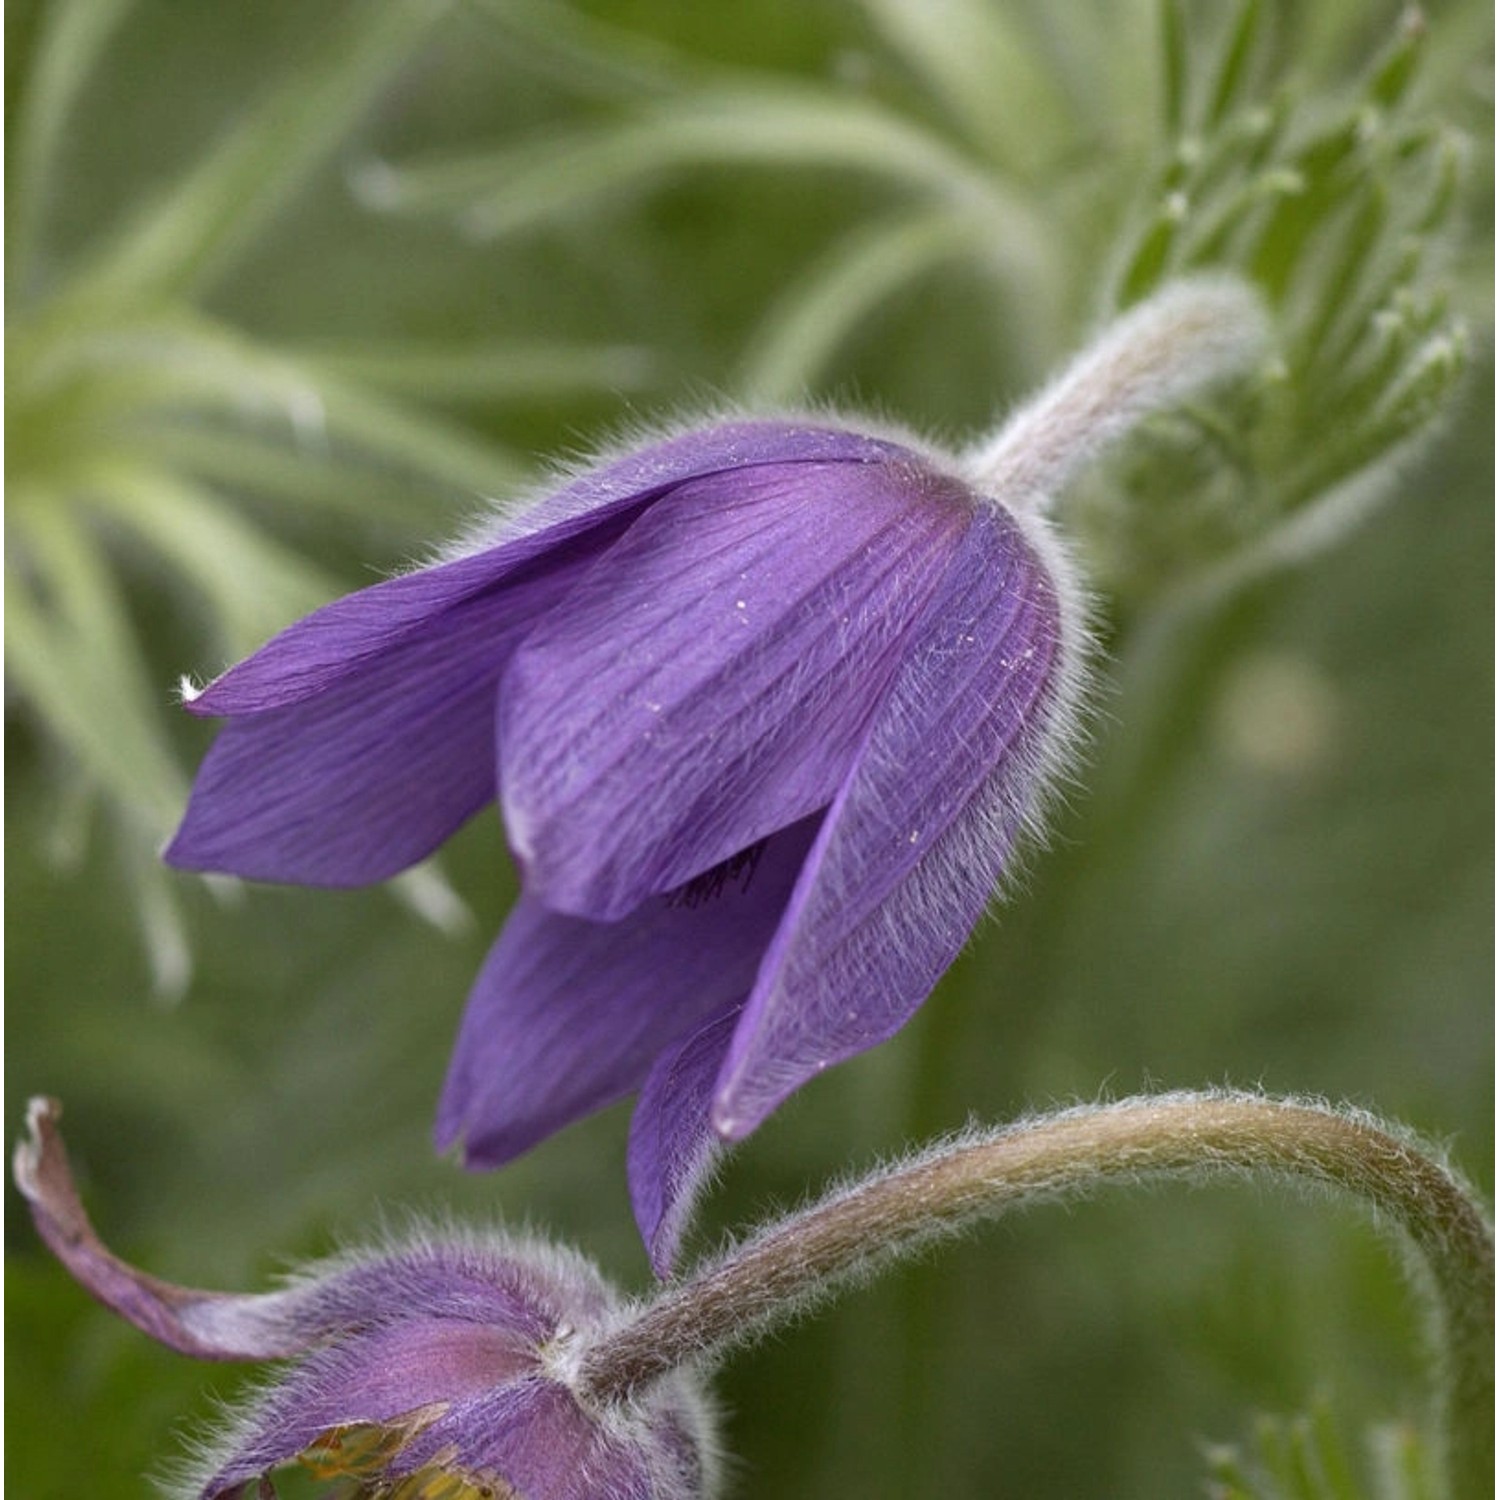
<box><xmin>6</xmin><ymin>2</ymin><xmax>1492</xmax><ymax>1496</ymax></box>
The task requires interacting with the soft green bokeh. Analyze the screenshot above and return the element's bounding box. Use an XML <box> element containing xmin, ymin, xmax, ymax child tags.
<box><xmin>6</xmin><ymin>2</ymin><xmax>1492</xmax><ymax>1497</ymax></box>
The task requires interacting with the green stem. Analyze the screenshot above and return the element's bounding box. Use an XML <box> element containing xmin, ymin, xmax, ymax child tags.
<box><xmin>578</xmin><ymin>1092</ymin><xmax>1493</xmax><ymax>1499</ymax></box>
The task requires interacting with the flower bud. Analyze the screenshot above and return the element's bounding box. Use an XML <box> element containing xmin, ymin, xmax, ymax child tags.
<box><xmin>14</xmin><ymin>1099</ymin><xmax>717</xmax><ymax>1500</ymax></box>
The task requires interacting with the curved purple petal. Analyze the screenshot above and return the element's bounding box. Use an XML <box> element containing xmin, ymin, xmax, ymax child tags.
<box><xmin>15</xmin><ymin>1098</ymin><xmax>624</xmax><ymax>1366</ymax></box>
<box><xmin>165</xmin><ymin>511</ymin><xmax>649</xmax><ymax>886</ymax></box>
<box><xmin>169</xmin><ymin>420</ymin><xmax>916</xmax><ymax>887</ymax></box>
<box><xmin>498</xmin><ymin>457</ymin><xmax>971</xmax><ymax>919</ymax></box>
<box><xmin>436</xmin><ymin>818</ymin><xmax>819</xmax><ymax>1169</ymax></box>
<box><xmin>189</xmin><ymin>422</ymin><xmax>898</xmax><ymax>717</ymax></box>
<box><xmin>191</xmin><ymin>1238</ymin><xmax>635</xmax><ymax>1499</ymax></box>
<box><xmin>395</xmin><ymin>1382</ymin><xmax>659</xmax><ymax>1500</ymax></box>
<box><xmin>188</xmin><ymin>506</ymin><xmax>640</xmax><ymax>719</ymax></box>
<box><xmin>494</xmin><ymin>417</ymin><xmax>915</xmax><ymax>545</ymax></box>
<box><xmin>712</xmin><ymin>506</ymin><xmax>1077</xmax><ymax>1138</ymax></box>
<box><xmin>628</xmin><ymin>1006</ymin><xmax>740</xmax><ymax>1277</ymax></box>
<box><xmin>196</xmin><ymin>1319</ymin><xmax>539</xmax><ymax>1497</ymax></box>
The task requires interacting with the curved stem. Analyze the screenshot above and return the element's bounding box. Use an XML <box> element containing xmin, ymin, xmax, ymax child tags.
<box><xmin>962</xmin><ymin>277</ymin><xmax>1268</xmax><ymax>510</ymax></box>
<box><xmin>579</xmin><ymin>1092</ymin><xmax>1493</xmax><ymax>1498</ymax></box>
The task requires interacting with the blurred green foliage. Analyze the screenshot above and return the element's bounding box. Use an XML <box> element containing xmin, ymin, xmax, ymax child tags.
<box><xmin>5</xmin><ymin>2</ymin><xmax>1492</xmax><ymax>1497</ymax></box>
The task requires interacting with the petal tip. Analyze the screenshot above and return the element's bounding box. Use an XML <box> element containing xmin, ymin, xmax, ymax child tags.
<box><xmin>646</xmin><ymin>1228</ymin><xmax>680</xmax><ymax>1282</ymax></box>
<box><xmin>631</xmin><ymin>1168</ymin><xmax>689</xmax><ymax>1281</ymax></box>
<box><xmin>707</xmin><ymin>1100</ymin><xmax>744</xmax><ymax>1142</ymax></box>
<box><xmin>708</xmin><ymin>1077</ymin><xmax>767</xmax><ymax>1144</ymax></box>
<box><xmin>160</xmin><ymin>827</ymin><xmax>210</xmax><ymax>875</ymax></box>
<box><xmin>13</xmin><ymin>1095</ymin><xmax>60</xmax><ymax>1204</ymax></box>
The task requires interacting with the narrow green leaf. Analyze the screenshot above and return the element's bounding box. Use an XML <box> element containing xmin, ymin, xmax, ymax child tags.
<box><xmin>1206</xmin><ymin>0</ymin><xmax>1266</xmax><ymax>129</ymax></box>
<box><xmin>1410</xmin><ymin>129</ymin><xmax>1465</xmax><ymax>234</ymax></box>
<box><xmin>1158</xmin><ymin>0</ymin><xmax>1188</xmax><ymax>137</ymax></box>
<box><xmin>1118</xmin><ymin>201</ymin><xmax>1185</xmax><ymax>306</ymax></box>
<box><xmin>1285</xmin><ymin>1415</ymin><xmax>1330</xmax><ymax>1499</ymax></box>
<box><xmin>42</xmin><ymin>312</ymin><xmax>530</xmax><ymax>500</ymax></box>
<box><xmin>390</xmin><ymin>864</ymin><xmax>473</xmax><ymax>937</ymax></box>
<box><xmin>131</xmin><ymin>844</ymin><xmax>193</xmax><ymax>1002</ymax></box>
<box><xmin>1283</xmin><ymin>320</ymin><xmax>1468</xmax><ymax>505</ymax></box>
<box><xmin>1368</xmin><ymin>1423</ymin><xmax>1441</xmax><ymax>1500</ymax></box>
<box><xmin>856</xmin><ymin>0</ymin><xmax>1072</xmax><ymax>170</ymax></box>
<box><xmin>1314</xmin><ymin>238</ymin><xmax>1425</xmax><ymax>381</ymax></box>
<box><xmin>470</xmin><ymin>0</ymin><xmax>695</xmax><ymax>101</ymax></box>
<box><xmin>74</xmin><ymin>0</ymin><xmax>450</xmax><ymax>302</ymax></box>
<box><xmin>1365</xmin><ymin>322</ymin><xmax>1469</xmax><ymax>435</ymax></box>
<box><xmin>1366</xmin><ymin>7</ymin><xmax>1427</xmax><ymax>111</ymax></box>
<box><xmin>142</xmin><ymin>425</ymin><xmax>452</xmax><ymax>527</ymax></box>
<box><xmin>1247</xmin><ymin>114</ymin><xmax>1363</xmax><ymax>297</ymax></box>
<box><xmin>738</xmin><ymin>209</ymin><xmax>977</xmax><ymax>401</ymax></box>
<box><xmin>310</xmin><ymin>376</ymin><xmax>530</xmax><ymax>501</ymax></box>
<box><xmin>1287</xmin><ymin>187</ymin><xmax>1389</xmax><ymax>371</ymax></box>
<box><xmin>1253</xmin><ymin>1412</ymin><xmax>1300</xmax><ymax>1494</ymax></box>
<box><xmin>79</xmin><ymin>462</ymin><xmax>337</xmax><ymax>659</ymax></box>
<box><xmin>1310</xmin><ymin>1402</ymin><xmax>1363</xmax><ymax>1500</ymax></box>
<box><xmin>6</xmin><ymin>500</ymin><xmax>186</xmax><ymax>836</ymax></box>
<box><xmin>364</xmin><ymin>86</ymin><xmax>1040</xmax><ymax>254</ymax></box>
<box><xmin>9</xmin><ymin>0</ymin><xmax>135</xmax><ymax>291</ymax></box>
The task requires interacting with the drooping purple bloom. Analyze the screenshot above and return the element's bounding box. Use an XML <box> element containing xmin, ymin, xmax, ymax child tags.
<box><xmin>165</xmin><ymin>416</ymin><xmax>1085</xmax><ymax>1272</ymax></box>
<box><xmin>13</xmin><ymin>1098</ymin><xmax>715</xmax><ymax>1500</ymax></box>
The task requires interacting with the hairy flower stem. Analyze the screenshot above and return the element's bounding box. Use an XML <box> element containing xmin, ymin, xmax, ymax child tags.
<box><xmin>579</xmin><ymin>1093</ymin><xmax>1493</xmax><ymax>1498</ymax></box>
<box><xmin>963</xmin><ymin>278</ymin><xmax>1269</xmax><ymax>510</ymax></box>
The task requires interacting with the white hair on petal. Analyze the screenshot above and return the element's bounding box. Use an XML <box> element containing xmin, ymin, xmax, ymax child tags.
<box><xmin>424</xmin><ymin>397</ymin><xmax>952</xmax><ymax>568</ymax></box>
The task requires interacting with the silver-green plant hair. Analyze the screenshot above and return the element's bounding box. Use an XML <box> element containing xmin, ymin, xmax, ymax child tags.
<box><xmin>577</xmin><ymin>1091</ymin><xmax>1493</xmax><ymax>1500</ymax></box>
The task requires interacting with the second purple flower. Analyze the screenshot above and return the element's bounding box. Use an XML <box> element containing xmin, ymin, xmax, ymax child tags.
<box><xmin>166</xmin><ymin>414</ymin><xmax>1083</xmax><ymax>1270</ymax></box>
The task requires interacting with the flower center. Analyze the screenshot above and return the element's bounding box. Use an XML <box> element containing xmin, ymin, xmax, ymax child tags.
<box><xmin>295</xmin><ymin>1405</ymin><xmax>514</xmax><ymax>1499</ymax></box>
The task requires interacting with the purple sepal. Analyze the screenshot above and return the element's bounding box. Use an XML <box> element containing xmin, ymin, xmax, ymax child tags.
<box><xmin>628</xmin><ymin>1007</ymin><xmax>740</xmax><ymax>1278</ymax></box>
<box><xmin>494</xmin><ymin>418</ymin><xmax>914</xmax><ymax>545</ymax></box>
<box><xmin>13</xmin><ymin>1098</ymin><xmax>304</xmax><ymax>1359</ymax></box>
<box><xmin>498</xmin><ymin>459</ymin><xmax>968</xmax><ymax>919</ymax></box>
<box><xmin>165</xmin><ymin>507</ymin><xmax>646</xmax><ymax>886</ymax></box>
<box><xmin>713</xmin><ymin>505</ymin><xmax>1065</xmax><ymax>1138</ymax></box>
<box><xmin>436</xmin><ymin>818</ymin><xmax>818</xmax><ymax>1169</ymax></box>
<box><xmin>15</xmin><ymin>1101</ymin><xmax>714</xmax><ymax>1500</ymax></box>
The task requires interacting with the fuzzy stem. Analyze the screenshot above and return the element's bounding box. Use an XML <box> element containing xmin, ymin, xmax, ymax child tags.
<box><xmin>963</xmin><ymin>277</ymin><xmax>1269</xmax><ymax>509</ymax></box>
<box><xmin>579</xmin><ymin>1093</ymin><xmax>1493</xmax><ymax>1499</ymax></box>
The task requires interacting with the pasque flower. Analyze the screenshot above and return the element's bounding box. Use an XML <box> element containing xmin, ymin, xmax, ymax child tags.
<box><xmin>20</xmin><ymin>1091</ymin><xmax>1491</xmax><ymax>1497</ymax></box>
<box><xmin>165</xmin><ymin>280</ymin><xmax>1267</xmax><ymax>1271</ymax></box>
<box><xmin>14</xmin><ymin>1099</ymin><xmax>716</xmax><ymax>1499</ymax></box>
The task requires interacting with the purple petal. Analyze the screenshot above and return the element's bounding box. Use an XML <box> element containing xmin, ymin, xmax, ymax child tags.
<box><xmin>628</xmin><ymin>1006</ymin><xmax>740</xmax><ymax>1277</ymax></box>
<box><xmin>193</xmin><ymin>1238</ymin><xmax>630</xmax><ymax>1500</ymax></box>
<box><xmin>496</xmin><ymin>417</ymin><xmax>916</xmax><ymax>545</ymax></box>
<box><xmin>205</xmin><ymin>1337</ymin><xmax>697</xmax><ymax>1500</ymax></box>
<box><xmin>188</xmin><ymin>503</ymin><xmax>646</xmax><ymax>718</ymax></box>
<box><xmin>498</xmin><ymin>457</ymin><xmax>971</xmax><ymax>919</ymax></box>
<box><xmin>436</xmin><ymin>817</ymin><xmax>819</xmax><ymax>1168</ymax></box>
<box><xmin>713</xmin><ymin>505</ymin><xmax>1076</xmax><ymax>1137</ymax></box>
<box><xmin>13</xmin><ymin>1098</ymin><xmax>613</xmax><ymax>1366</ymax></box>
<box><xmin>13</xmin><ymin>1097</ymin><xmax>315</xmax><ymax>1360</ymax></box>
<box><xmin>197</xmin><ymin>1318</ymin><xmax>539</xmax><ymax>1497</ymax></box>
<box><xmin>395</xmin><ymin>1382</ymin><xmax>658</xmax><ymax>1500</ymax></box>
<box><xmin>166</xmin><ymin>511</ymin><xmax>645</xmax><ymax>886</ymax></box>
<box><xmin>168</xmin><ymin>419</ymin><xmax>915</xmax><ymax>887</ymax></box>
<box><xmin>186</xmin><ymin>420</ymin><xmax>897</xmax><ymax>717</ymax></box>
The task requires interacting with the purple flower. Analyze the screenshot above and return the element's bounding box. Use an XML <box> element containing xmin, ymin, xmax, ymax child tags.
<box><xmin>164</xmin><ymin>415</ymin><xmax>1084</xmax><ymax>1272</ymax></box>
<box><xmin>13</xmin><ymin>1098</ymin><xmax>716</xmax><ymax>1500</ymax></box>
